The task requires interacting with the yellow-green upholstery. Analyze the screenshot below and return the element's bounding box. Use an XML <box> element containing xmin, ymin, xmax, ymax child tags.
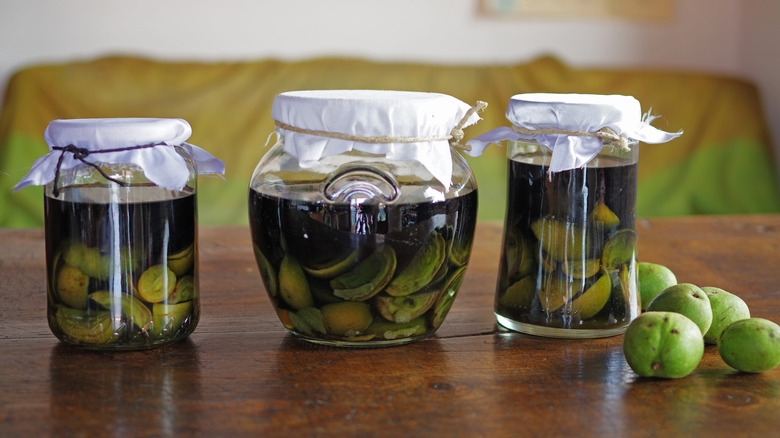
<box><xmin>1</xmin><ymin>55</ymin><xmax>778</xmax><ymax>227</ymax></box>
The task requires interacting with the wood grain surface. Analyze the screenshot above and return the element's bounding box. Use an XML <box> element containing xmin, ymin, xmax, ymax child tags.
<box><xmin>1</xmin><ymin>216</ymin><xmax>779</xmax><ymax>437</ymax></box>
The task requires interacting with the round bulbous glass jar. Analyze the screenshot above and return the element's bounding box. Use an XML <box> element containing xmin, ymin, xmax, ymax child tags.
<box><xmin>17</xmin><ymin>118</ymin><xmax>225</xmax><ymax>350</ymax></box>
<box><xmin>249</xmin><ymin>90</ymin><xmax>483</xmax><ymax>347</ymax></box>
<box><xmin>468</xmin><ymin>93</ymin><xmax>681</xmax><ymax>339</ymax></box>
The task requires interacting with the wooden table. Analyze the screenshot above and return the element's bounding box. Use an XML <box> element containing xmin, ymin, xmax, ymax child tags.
<box><xmin>2</xmin><ymin>216</ymin><xmax>780</xmax><ymax>437</ymax></box>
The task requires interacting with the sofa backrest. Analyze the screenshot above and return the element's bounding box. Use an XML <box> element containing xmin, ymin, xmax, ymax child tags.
<box><xmin>1</xmin><ymin>55</ymin><xmax>778</xmax><ymax>227</ymax></box>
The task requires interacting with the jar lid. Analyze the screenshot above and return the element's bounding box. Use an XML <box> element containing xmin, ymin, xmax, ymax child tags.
<box><xmin>466</xmin><ymin>93</ymin><xmax>682</xmax><ymax>173</ymax></box>
<box><xmin>15</xmin><ymin>118</ymin><xmax>225</xmax><ymax>192</ymax></box>
<box><xmin>272</xmin><ymin>90</ymin><xmax>483</xmax><ymax>188</ymax></box>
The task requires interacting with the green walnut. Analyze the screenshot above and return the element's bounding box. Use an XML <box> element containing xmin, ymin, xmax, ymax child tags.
<box><xmin>253</xmin><ymin>244</ymin><xmax>278</xmax><ymax>297</ymax></box>
<box><xmin>718</xmin><ymin>318</ymin><xmax>780</xmax><ymax>373</ymax></box>
<box><xmin>55</xmin><ymin>265</ymin><xmax>90</xmax><ymax>309</ymax></box>
<box><xmin>601</xmin><ymin>229</ymin><xmax>636</xmax><ymax>271</ymax></box>
<box><xmin>531</xmin><ymin>218</ymin><xmax>593</xmax><ymax>262</ymax></box>
<box><xmin>503</xmin><ymin>229</ymin><xmax>534</xmax><ymax>282</ymax></box>
<box><xmin>303</xmin><ymin>248</ymin><xmax>360</xmax><ymax>279</ymax></box>
<box><xmin>289</xmin><ymin>307</ymin><xmax>327</xmax><ymax>336</ymax></box>
<box><xmin>170</xmin><ymin>275</ymin><xmax>196</xmax><ymax>303</ymax></box>
<box><xmin>320</xmin><ymin>301</ymin><xmax>373</xmax><ymax>336</ymax></box>
<box><xmin>137</xmin><ymin>264</ymin><xmax>178</xmax><ymax>304</ymax></box>
<box><xmin>386</xmin><ymin>232</ymin><xmax>446</xmax><ymax>297</ymax></box>
<box><xmin>152</xmin><ymin>301</ymin><xmax>193</xmax><ymax>339</ymax></box>
<box><xmin>563</xmin><ymin>258</ymin><xmax>601</xmax><ymax>280</ymax></box>
<box><xmin>646</xmin><ymin>283</ymin><xmax>712</xmax><ymax>336</ymax></box>
<box><xmin>167</xmin><ymin>244</ymin><xmax>195</xmax><ymax>277</ymax></box>
<box><xmin>278</xmin><ymin>256</ymin><xmax>314</xmax><ymax>310</ymax></box>
<box><xmin>570</xmin><ymin>273</ymin><xmax>611</xmax><ymax>320</ymax></box>
<box><xmin>431</xmin><ymin>267</ymin><xmax>466</xmax><ymax>329</ymax></box>
<box><xmin>702</xmin><ymin>286</ymin><xmax>750</xmax><ymax>344</ymax></box>
<box><xmin>623</xmin><ymin>311</ymin><xmax>704</xmax><ymax>378</ymax></box>
<box><xmin>498</xmin><ymin>275</ymin><xmax>535</xmax><ymax>310</ymax></box>
<box><xmin>56</xmin><ymin>305</ymin><xmax>119</xmax><ymax>344</ymax></box>
<box><xmin>376</xmin><ymin>289</ymin><xmax>438</xmax><ymax>323</ymax></box>
<box><xmin>90</xmin><ymin>290</ymin><xmax>153</xmax><ymax>333</ymax></box>
<box><xmin>331</xmin><ymin>245</ymin><xmax>396</xmax><ymax>301</ymax></box>
<box><xmin>638</xmin><ymin>262</ymin><xmax>677</xmax><ymax>311</ymax></box>
<box><xmin>366</xmin><ymin>317</ymin><xmax>427</xmax><ymax>340</ymax></box>
<box><xmin>589</xmin><ymin>201</ymin><xmax>621</xmax><ymax>229</ymax></box>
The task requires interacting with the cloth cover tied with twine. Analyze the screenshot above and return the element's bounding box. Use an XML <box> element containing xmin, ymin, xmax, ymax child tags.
<box><xmin>15</xmin><ymin>118</ymin><xmax>225</xmax><ymax>193</ymax></box>
<box><xmin>271</xmin><ymin>90</ymin><xmax>485</xmax><ymax>188</ymax></box>
<box><xmin>465</xmin><ymin>93</ymin><xmax>682</xmax><ymax>173</ymax></box>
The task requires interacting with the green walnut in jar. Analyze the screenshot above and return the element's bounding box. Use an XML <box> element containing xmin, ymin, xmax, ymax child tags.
<box><xmin>16</xmin><ymin>118</ymin><xmax>224</xmax><ymax>350</ymax></box>
<box><xmin>249</xmin><ymin>90</ymin><xmax>486</xmax><ymax>347</ymax></box>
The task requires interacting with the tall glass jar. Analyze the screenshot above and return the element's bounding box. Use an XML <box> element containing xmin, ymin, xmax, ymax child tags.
<box><xmin>249</xmin><ymin>90</ymin><xmax>484</xmax><ymax>347</ymax></box>
<box><xmin>16</xmin><ymin>118</ymin><xmax>225</xmax><ymax>350</ymax></box>
<box><xmin>468</xmin><ymin>94</ymin><xmax>681</xmax><ymax>338</ymax></box>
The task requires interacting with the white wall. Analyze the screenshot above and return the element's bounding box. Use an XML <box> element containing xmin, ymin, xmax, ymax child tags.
<box><xmin>0</xmin><ymin>0</ymin><xmax>777</xmax><ymax>152</ymax></box>
<box><xmin>742</xmin><ymin>0</ymin><xmax>780</xmax><ymax>169</ymax></box>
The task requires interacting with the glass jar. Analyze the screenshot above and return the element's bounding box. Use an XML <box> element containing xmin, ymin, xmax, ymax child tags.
<box><xmin>249</xmin><ymin>90</ymin><xmax>484</xmax><ymax>347</ymax></box>
<box><xmin>468</xmin><ymin>93</ymin><xmax>681</xmax><ymax>338</ymax></box>
<box><xmin>16</xmin><ymin>118</ymin><xmax>224</xmax><ymax>350</ymax></box>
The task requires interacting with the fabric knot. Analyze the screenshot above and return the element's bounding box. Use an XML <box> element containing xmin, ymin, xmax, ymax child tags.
<box><xmin>59</xmin><ymin>145</ymin><xmax>90</xmax><ymax>160</ymax></box>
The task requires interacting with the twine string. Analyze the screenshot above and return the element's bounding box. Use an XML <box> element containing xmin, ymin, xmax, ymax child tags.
<box><xmin>273</xmin><ymin>101</ymin><xmax>488</xmax><ymax>150</ymax></box>
<box><xmin>50</xmin><ymin>143</ymin><xmax>161</xmax><ymax>197</ymax></box>
<box><xmin>510</xmin><ymin>126</ymin><xmax>631</xmax><ymax>151</ymax></box>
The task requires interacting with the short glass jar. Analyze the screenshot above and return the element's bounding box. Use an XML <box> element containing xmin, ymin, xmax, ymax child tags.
<box><xmin>249</xmin><ymin>90</ymin><xmax>484</xmax><ymax>347</ymax></box>
<box><xmin>17</xmin><ymin>118</ymin><xmax>224</xmax><ymax>350</ymax></box>
<box><xmin>468</xmin><ymin>93</ymin><xmax>681</xmax><ymax>338</ymax></box>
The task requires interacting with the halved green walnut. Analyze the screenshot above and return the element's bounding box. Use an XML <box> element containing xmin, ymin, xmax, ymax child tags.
<box><xmin>562</xmin><ymin>258</ymin><xmax>601</xmax><ymax>279</ymax></box>
<box><xmin>89</xmin><ymin>290</ymin><xmax>153</xmax><ymax>332</ymax></box>
<box><xmin>366</xmin><ymin>317</ymin><xmax>427</xmax><ymax>340</ymax></box>
<box><xmin>331</xmin><ymin>245</ymin><xmax>396</xmax><ymax>301</ymax></box>
<box><xmin>538</xmin><ymin>274</ymin><xmax>585</xmax><ymax>313</ymax></box>
<box><xmin>449</xmin><ymin>238</ymin><xmax>472</xmax><ymax>268</ymax></box>
<box><xmin>376</xmin><ymin>289</ymin><xmax>439</xmax><ymax>323</ymax></box>
<box><xmin>170</xmin><ymin>275</ymin><xmax>196</xmax><ymax>303</ymax></box>
<box><xmin>278</xmin><ymin>256</ymin><xmax>314</xmax><ymax>310</ymax></box>
<box><xmin>498</xmin><ymin>275</ymin><xmax>535</xmax><ymax>310</ymax></box>
<box><xmin>431</xmin><ymin>266</ymin><xmax>467</xmax><ymax>329</ymax></box>
<box><xmin>289</xmin><ymin>307</ymin><xmax>327</xmax><ymax>335</ymax></box>
<box><xmin>56</xmin><ymin>265</ymin><xmax>89</xmax><ymax>309</ymax></box>
<box><xmin>303</xmin><ymin>248</ymin><xmax>361</xmax><ymax>279</ymax></box>
<box><xmin>531</xmin><ymin>218</ymin><xmax>593</xmax><ymax>262</ymax></box>
<box><xmin>385</xmin><ymin>232</ymin><xmax>446</xmax><ymax>297</ymax></box>
<box><xmin>601</xmin><ymin>229</ymin><xmax>636</xmax><ymax>271</ymax></box>
<box><xmin>56</xmin><ymin>305</ymin><xmax>119</xmax><ymax>344</ymax></box>
<box><xmin>152</xmin><ymin>301</ymin><xmax>193</xmax><ymax>339</ymax></box>
<box><xmin>570</xmin><ymin>273</ymin><xmax>612</xmax><ymax>319</ymax></box>
<box><xmin>137</xmin><ymin>265</ymin><xmax>177</xmax><ymax>303</ymax></box>
<box><xmin>167</xmin><ymin>244</ymin><xmax>195</xmax><ymax>277</ymax></box>
<box><xmin>253</xmin><ymin>244</ymin><xmax>278</xmax><ymax>297</ymax></box>
<box><xmin>504</xmin><ymin>229</ymin><xmax>534</xmax><ymax>281</ymax></box>
<box><xmin>589</xmin><ymin>201</ymin><xmax>621</xmax><ymax>229</ymax></box>
<box><xmin>320</xmin><ymin>301</ymin><xmax>372</xmax><ymax>336</ymax></box>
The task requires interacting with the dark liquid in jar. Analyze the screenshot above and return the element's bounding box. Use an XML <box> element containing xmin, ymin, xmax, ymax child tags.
<box><xmin>45</xmin><ymin>186</ymin><xmax>198</xmax><ymax>349</ymax></box>
<box><xmin>249</xmin><ymin>189</ymin><xmax>477</xmax><ymax>346</ymax></box>
<box><xmin>495</xmin><ymin>156</ymin><xmax>639</xmax><ymax>333</ymax></box>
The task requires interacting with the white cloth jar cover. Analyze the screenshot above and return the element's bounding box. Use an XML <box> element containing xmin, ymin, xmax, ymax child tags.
<box><xmin>15</xmin><ymin>118</ymin><xmax>225</xmax><ymax>192</ymax></box>
<box><xmin>271</xmin><ymin>90</ymin><xmax>483</xmax><ymax>188</ymax></box>
<box><xmin>466</xmin><ymin>93</ymin><xmax>682</xmax><ymax>173</ymax></box>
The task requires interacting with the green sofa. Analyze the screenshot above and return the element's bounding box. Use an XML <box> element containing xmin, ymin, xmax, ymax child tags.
<box><xmin>1</xmin><ymin>55</ymin><xmax>778</xmax><ymax>227</ymax></box>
